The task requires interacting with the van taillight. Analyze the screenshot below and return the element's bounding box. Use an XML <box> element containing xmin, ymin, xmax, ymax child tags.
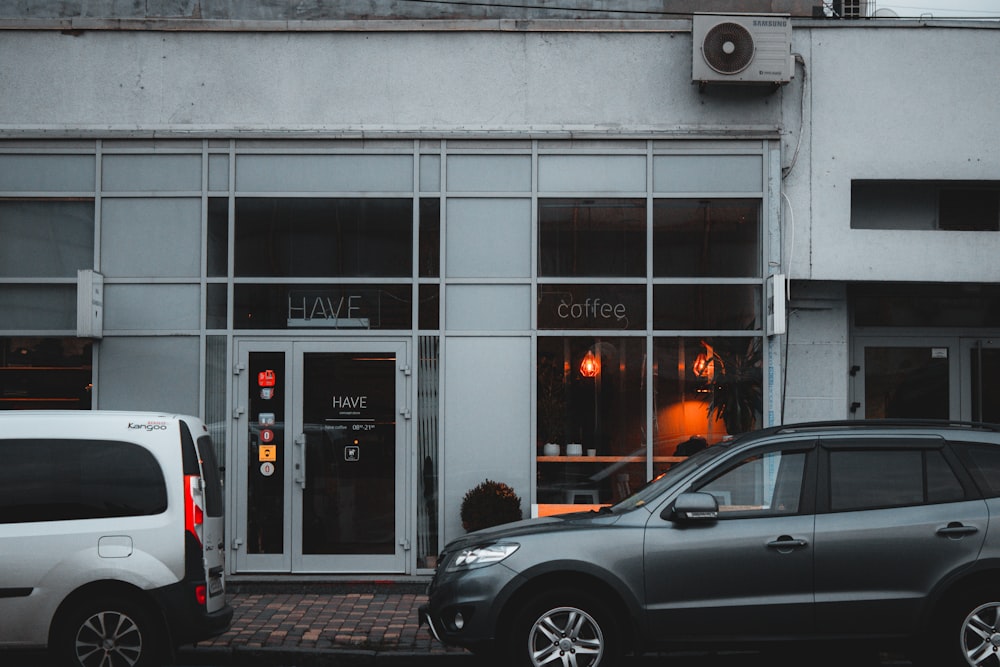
<box><xmin>184</xmin><ymin>474</ymin><xmax>205</xmax><ymax>546</ymax></box>
<box><xmin>195</xmin><ymin>584</ymin><xmax>207</xmax><ymax>606</ymax></box>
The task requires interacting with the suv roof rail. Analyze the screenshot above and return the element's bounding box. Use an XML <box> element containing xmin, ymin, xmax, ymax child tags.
<box><xmin>766</xmin><ymin>419</ymin><xmax>1000</xmax><ymax>435</ymax></box>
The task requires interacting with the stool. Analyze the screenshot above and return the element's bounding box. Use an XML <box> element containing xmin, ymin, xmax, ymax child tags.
<box><xmin>564</xmin><ymin>489</ymin><xmax>599</xmax><ymax>504</ymax></box>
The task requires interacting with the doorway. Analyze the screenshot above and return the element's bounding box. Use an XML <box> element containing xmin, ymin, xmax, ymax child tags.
<box><xmin>852</xmin><ymin>337</ymin><xmax>1000</xmax><ymax>422</ymax></box>
<box><xmin>232</xmin><ymin>339</ymin><xmax>410</xmax><ymax>574</ymax></box>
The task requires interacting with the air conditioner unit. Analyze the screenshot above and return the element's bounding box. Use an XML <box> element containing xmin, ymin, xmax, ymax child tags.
<box><xmin>692</xmin><ymin>13</ymin><xmax>794</xmax><ymax>85</ymax></box>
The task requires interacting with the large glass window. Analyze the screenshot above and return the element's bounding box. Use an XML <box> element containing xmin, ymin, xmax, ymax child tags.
<box><xmin>536</xmin><ymin>191</ymin><xmax>765</xmax><ymax>512</ymax></box>
<box><xmin>539</xmin><ymin>199</ymin><xmax>645</xmax><ymax>277</ymax></box>
<box><xmin>653</xmin><ymin>336</ymin><xmax>762</xmax><ymax>476</ymax></box>
<box><xmin>653</xmin><ymin>199</ymin><xmax>760</xmax><ymax>277</ymax></box>
<box><xmin>235</xmin><ymin>198</ymin><xmax>412</xmax><ymax>278</ymax></box>
<box><xmin>536</xmin><ymin>336</ymin><xmax>646</xmax><ymax>506</ymax></box>
<box><xmin>0</xmin><ymin>337</ymin><xmax>92</xmax><ymax>410</ymax></box>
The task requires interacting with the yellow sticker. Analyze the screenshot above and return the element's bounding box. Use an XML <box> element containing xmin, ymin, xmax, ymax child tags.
<box><xmin>258</xmin><ymin>444</ymin><xmax>276</xmax><ymax>462</ymax></box>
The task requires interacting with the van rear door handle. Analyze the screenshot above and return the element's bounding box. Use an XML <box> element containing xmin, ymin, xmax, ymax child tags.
<box><xmin>937</xmin><ymin>522</ymin><xmax>978</xmax><ymax>538</ymax></box>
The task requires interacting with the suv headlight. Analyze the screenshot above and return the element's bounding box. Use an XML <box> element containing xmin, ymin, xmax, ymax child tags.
<box><xmin>446</xmin><ymin>543</ymin><xmax>520</xmax><ymax>571</ymax></box>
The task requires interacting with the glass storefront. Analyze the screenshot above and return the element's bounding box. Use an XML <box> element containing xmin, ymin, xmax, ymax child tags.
<box><xmin>536</xmin><ymin>197</ymin><xmax>765</xmax><ymax>513</ymax></box>
<box><xmin>0</xmin><ymin>139</ymin><xmax>775</xmax><ymax>571</ymax></box>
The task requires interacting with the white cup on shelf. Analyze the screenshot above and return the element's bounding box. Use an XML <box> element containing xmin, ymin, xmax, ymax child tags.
<box><xmin>566</xmin><ymin>443</ymin><xmax>583</xmax><ymax>456</ymax></box>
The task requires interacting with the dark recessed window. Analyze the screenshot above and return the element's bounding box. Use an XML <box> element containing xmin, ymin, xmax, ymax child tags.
<box><xmin>851</xmin><ymin>180</ymin><xmax>1000</xmax><ymax>231</ymax></box>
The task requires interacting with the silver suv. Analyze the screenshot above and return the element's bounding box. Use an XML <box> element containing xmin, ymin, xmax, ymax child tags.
<box><xmin>421</xmin><ymin>421</ymin><xmax>1000</xmax><ymax>667</ymax></box>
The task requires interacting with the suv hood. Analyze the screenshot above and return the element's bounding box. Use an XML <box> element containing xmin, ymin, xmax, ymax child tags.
<box><xmin>447</xmin><ymin>510</ymin><xmax>622</xmax><ymax>550</ymax></box>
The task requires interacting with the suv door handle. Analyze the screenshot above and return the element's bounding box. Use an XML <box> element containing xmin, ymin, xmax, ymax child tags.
<box><xmin>767</xmin><ymin>536</ymin><xmax>808</xmax><ymax>552</ymax></box>
<box><xmin>937</xmin><ymin>522</ymin><xmax>979</xmax><ymax>538</ymax></box>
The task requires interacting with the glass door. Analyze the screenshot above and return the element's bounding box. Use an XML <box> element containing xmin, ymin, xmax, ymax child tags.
<box><xmin>961</xmin><ymin>338</ymin><xmax>1000</xmax><ymax>423</ymax></box>
<box><xmin>851</xmin><ymin>338</ymin><xmax>960</xmax><ymax>420</ymax></box>
<box><xmin>233</xmin><ymin>339</ymin><xmax>409</xmax><ymax>574</ymax></box>
<box><xmin>292</xmin><ymin>341</ymin><xmax>407</xmax><ymax>572</ymax></box>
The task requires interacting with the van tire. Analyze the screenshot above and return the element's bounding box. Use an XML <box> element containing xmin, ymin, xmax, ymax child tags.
<box><xmin>53</xmin><ymin>595</ymin><xmax>164</xmax><ymax>667</ymax></box>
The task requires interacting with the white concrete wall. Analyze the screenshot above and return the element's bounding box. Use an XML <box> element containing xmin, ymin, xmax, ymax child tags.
<box><xmin>0</xmin><ymin>28</ymin><xmax>786</xmax><ymax>133</ymax></box>
<box><xmin>787</xmin><ymin>23</ymin><xmax>1000</xmax><ymax>283</ymax></box>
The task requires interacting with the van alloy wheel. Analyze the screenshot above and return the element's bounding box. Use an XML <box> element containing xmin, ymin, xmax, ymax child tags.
<box><xmin>56</xmin><ymin>596</ymin><xmax>162</xmax><ymax>667</ymax></box>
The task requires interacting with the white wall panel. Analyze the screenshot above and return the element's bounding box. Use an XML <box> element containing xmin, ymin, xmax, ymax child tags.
<box><xmin>104</xmin><ymin>284</ymin><xmax>201</xmax><ymax>330</ymax></box>
<box><xmin>97</xmin><ymin>336</ymin><xmax>200</xmax><ymax>414</ymax></box>
<box><xmin>443</xmin><ymin>335</ymin><xmax>531</xmax><ymax>544</ymax></box>
<box><xmin>445</xmin><ymin>198</ymin><xmax>531</xmax><ymax>278</ymax></box>
<box><xmin>100</xmin><ymin>198</ymin><xmax>201</xmax><ymax>277</ymax></box>
<box><xmin>445</xmin><ymin>285</ymin><xmax>531</xmax><ymax>330</ymax></box>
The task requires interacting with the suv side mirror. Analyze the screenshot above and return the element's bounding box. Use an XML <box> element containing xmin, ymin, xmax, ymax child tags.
<box><xmin>664</xmin><ymin>492</ymin><xmax>719</xmax><ymax>522</ymax></box>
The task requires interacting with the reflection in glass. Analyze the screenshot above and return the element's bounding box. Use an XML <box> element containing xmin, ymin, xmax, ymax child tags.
<box><xmin>417</xmin><ymin>336</ymin><xmax>440</xmax><ymax>569</ymax></box>
<box><xmin>419</xmin><ymin>198</ymin><xmax>440</xmax><ymax>278</ymax></box>
<box><xmin>537</xmin><ymin>284</ymin><xmax>646</xmax><ymax>331</ymax></box>
<box><xmin>652</xmin><ymin>337</ymin><xmax>762</xmax><ymax>476</ymax></box>
<box><xmin>235</xmin><ymin>198</ymin><xmax>412</xmax><ymax>277</ymax></box>
<box><xmin>653</xmin><ymin>284</ymin><xmax>760</xmax><ymax>331</ymax></box>
<box><xmin>971</xmin><ymin>347</ymin><xmax>1000</xmax><ymax>423</ymax></box>
<box><xmin>302</xmin><ymin>352</ymin><xmax>396</xmax><ymax>555</ymax></box>
<box><xmin>207</xmin><ymin>198</ymin><xmax>228</xmax><ymax>277</ymax></box>
<box><xmin>0</xmin><ymin>337</ymin><xmax>92</xmax><ymax>410</ymax></box>
<box><xmin>536</xmin><ymin>337</ymin><xmax>645</xmax><ymax>505</ymax></box>
<box><xmin>864</xmin><ymin>347</ymin><xmax>948</xmax><ymax>419</ymax></box>
<box><xmin>539</xmin><ymin>199</ymin><xmax>645</xmax><ymax>277</ymax></box>
<box><xmin>247</xmin><ymin>351</ymin><xmax>285</xmax><ymax>554</ymax></box>
<box><xmin>653</xmin><ymin>200</ymin><xmax>760</xmax><ymax>277</ymax></box>
<box><xmin>234</xmin><ymin>284</ymin><xmax>412</xmax><ymax>330</ymax></box>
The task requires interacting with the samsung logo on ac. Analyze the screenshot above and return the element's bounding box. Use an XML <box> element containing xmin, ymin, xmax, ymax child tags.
<box><xmin>753</xmin><ymin>19</ymin><xmax>786</xmax><ymax>27</ymax></box>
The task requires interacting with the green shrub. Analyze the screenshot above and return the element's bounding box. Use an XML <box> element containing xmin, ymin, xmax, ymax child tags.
<box><xmin>460</xmin><ymin>479</ymin><xmax>523</xmax><ymax>533</ymax></box>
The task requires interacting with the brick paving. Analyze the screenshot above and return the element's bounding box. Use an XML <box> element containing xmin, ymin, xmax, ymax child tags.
<box><xmin>194</xmin><ymin>582</ymin><xmax>466</xmax><ymax>656</ymax></box>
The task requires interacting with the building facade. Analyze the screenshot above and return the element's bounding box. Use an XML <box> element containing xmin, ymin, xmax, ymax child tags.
<box><xmin>1</xmin><ymin>2</ymin><xmax>999</xmax><ymax>576</ymax></box>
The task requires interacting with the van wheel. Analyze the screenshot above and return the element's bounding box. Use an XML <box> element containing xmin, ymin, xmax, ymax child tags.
<box><xmin>507</xmin><ymin>589</ymin><xmax>619</xmax><ymax>667</ymax></box>
<box><xmin>54</xmin><ymin>596</ymin><xmax>163</xmax><ymax>667</ymax></box>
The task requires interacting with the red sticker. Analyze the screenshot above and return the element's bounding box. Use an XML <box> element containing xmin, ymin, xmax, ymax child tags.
<box><xmin>257</xmin><ymin>370</ymin><xmax>276</xmax><ymax>387</ymax></box>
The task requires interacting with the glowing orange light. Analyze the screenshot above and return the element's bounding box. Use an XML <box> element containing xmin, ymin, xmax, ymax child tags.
<box><xmin>580</xmin><ymin>350</ymin><xmax>600</xmax><ymax>378</ymax></box>
<box><xmin>692</xmin><ymin>342</ymin><xmax>715</xmax><ymax>379</ymax></box>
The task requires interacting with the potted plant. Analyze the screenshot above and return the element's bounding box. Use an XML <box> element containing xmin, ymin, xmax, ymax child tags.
<box><xmin>702</xmin><ymin>336</ymin><xmax>763</xmax><ymax>435</ymax></box>
<box><xmin>460</xmin><ymin>479</ymin><xmax>523</xmax><ymax>533</ymax></box>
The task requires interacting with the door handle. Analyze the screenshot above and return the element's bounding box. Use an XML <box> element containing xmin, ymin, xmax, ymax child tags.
<box><xmin>294</xmin><ymin>433</ymin><xmax>306</xmax><ymax>489</ymax></box>
<box><xmin>937</xmin><ymin>522</ymin><xmax>978</xmax><ymax>538</ymax></box>
<box><xmin>767</xmin><ymin>536</ymin><xmax>808</xmax><ymax>552</ymax></box>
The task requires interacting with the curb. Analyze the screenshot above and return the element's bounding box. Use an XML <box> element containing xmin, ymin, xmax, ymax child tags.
<box><xmin>176</xmin><ymin>644</ymin><xmax>474</xmax><ymax>666</ymax></box>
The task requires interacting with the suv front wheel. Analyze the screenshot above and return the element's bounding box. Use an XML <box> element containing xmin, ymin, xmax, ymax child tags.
<box><xmin>508</xmin><ymin>589</ymin><xmax>620</xmax><ymax>667</ymax></box>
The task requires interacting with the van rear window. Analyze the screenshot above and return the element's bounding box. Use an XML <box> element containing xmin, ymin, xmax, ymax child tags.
<box><xmin>0</xmin><ymin>439</ymin><xmax>167</xmax><ymax>524</ymax></box>
<box><xmin>180</xmin><ymin>422</ymin><xmax>224</xmax><ymax>517</ymax></box>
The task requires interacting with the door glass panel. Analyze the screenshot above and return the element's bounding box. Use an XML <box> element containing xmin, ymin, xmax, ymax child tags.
<box><xmin>970</xmin><ymin>347</ymin><xmax>1000</xmax><ymax>422</ymax></box>
<box><xmin>302</xmin><ymin>352</ymin><xmax>396</xmax><ymax>555</ymax></box>
<box><xmin>864</xmin><ymin>347</ymin><xmax>949</xmax><ymax>419</ymax></box>
<box><xmin>247</xmin><ymin>351</ymin><xmax>286</xmax><ymax>554</ymax></box>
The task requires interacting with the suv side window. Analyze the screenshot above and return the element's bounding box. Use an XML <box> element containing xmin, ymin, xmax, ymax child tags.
<box><xmin>828</xmin><ymin>448</ymin><xmax>965</xmax><ymax>512</ymax></box>
<box><xmin>952</xmin><ymin>442</ymin><xmax>1000</xmax><ymax>498</ymax></box>
<box><xmin>0</xmin><ymin>438</ymin><xmax>167</xmax><ymax>524</ymax></box>
<box><xmin>695</xmin><ymin>449</ymin><xmax>808</xmax><ymax>517</ymax></box>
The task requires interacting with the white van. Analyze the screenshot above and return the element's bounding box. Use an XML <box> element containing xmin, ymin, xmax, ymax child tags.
<box><xmin>0</xmin><ymin>411</ymin><xmax>233</xmax><ymax>667</ymax></box>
